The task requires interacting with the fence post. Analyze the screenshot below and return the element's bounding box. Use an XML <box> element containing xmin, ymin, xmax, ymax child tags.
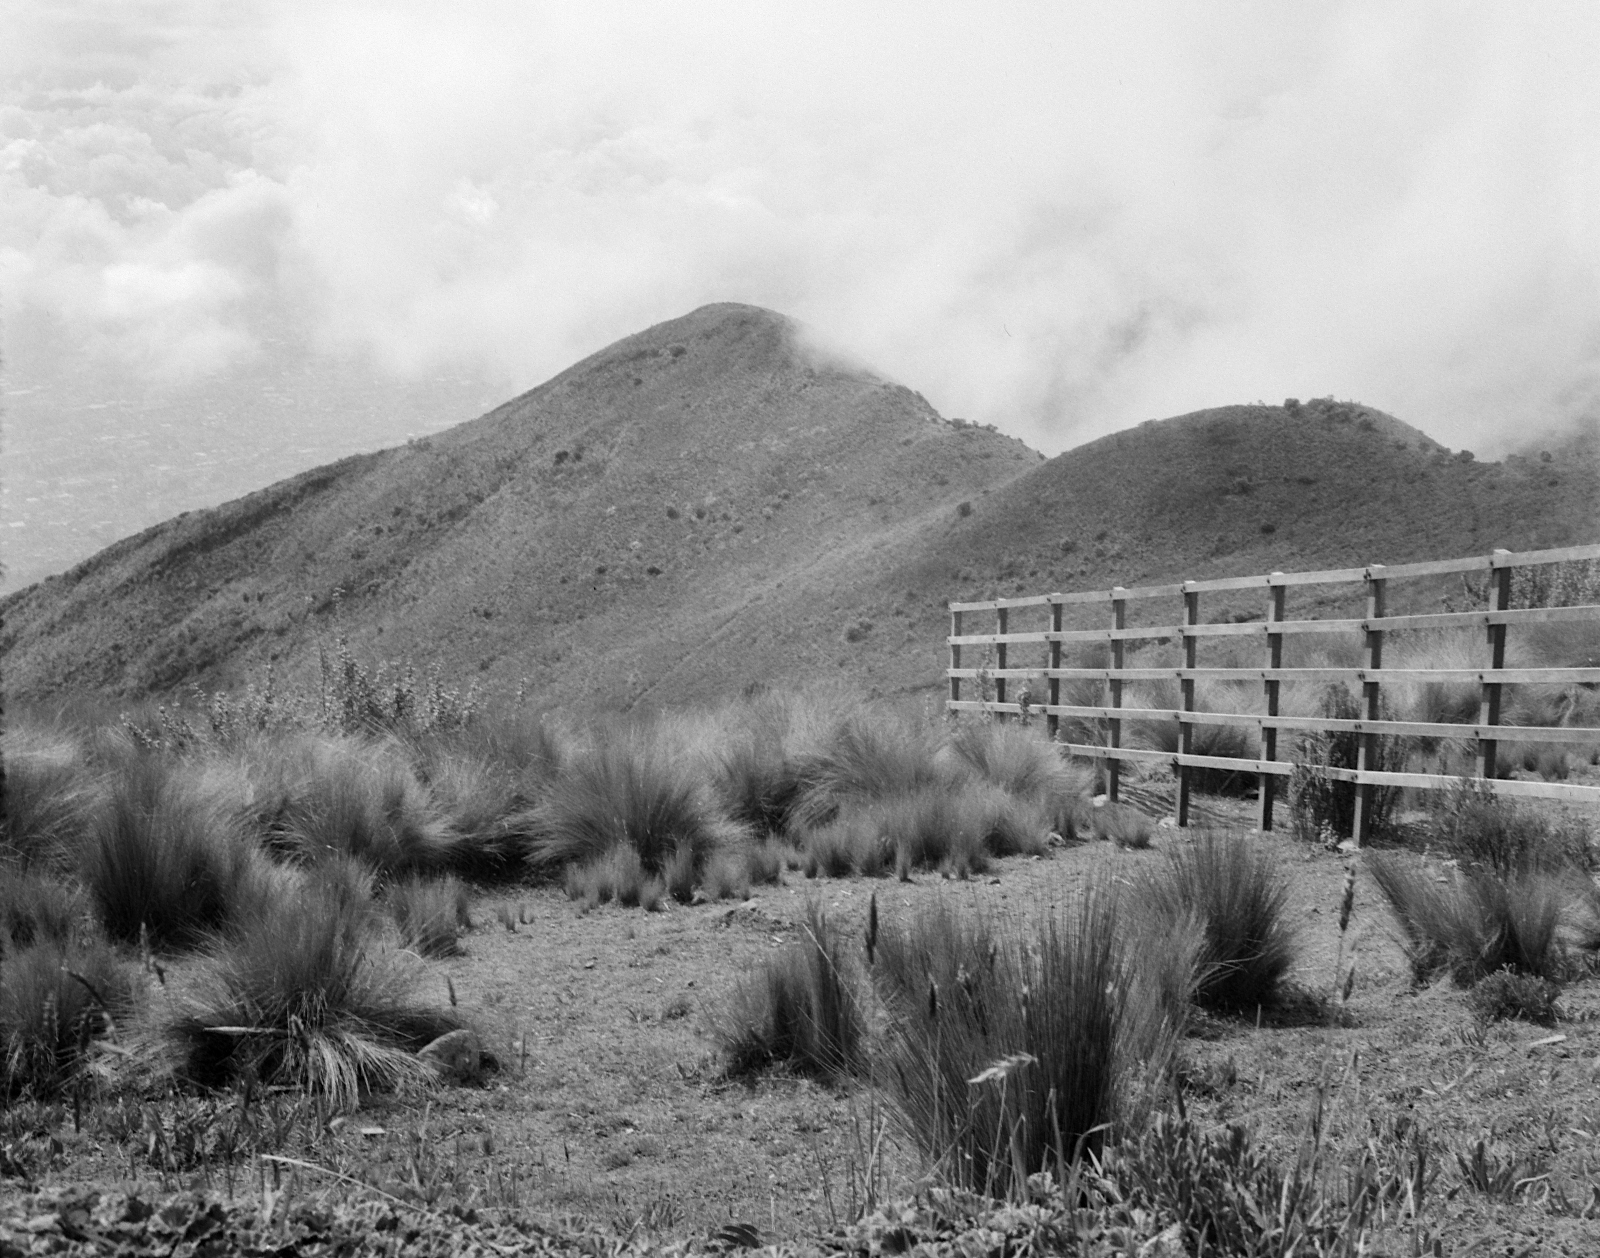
<box><xmin>995</xmin><ymin>605</ymin><xmax>1008</xmax><ymax>717</ymax></box>
<box><xmin>1476</xmin><ymin>549</ymin><xmax>1512</xmax><ymax>782</ymax></box>
<box><xmin>1177</xmin><ymin>584</ymin><xmax>1200</xmax><ymax>827</ymax></box>
<box><xmin>1047</xmin><ymin>597</ymin><xmax>1063</xmax><ymax>741</ymax></box>
<box><xmin>1351</xmin><ymin>566</ymin><xmax>1387</xmax><ymax>846</ymax></box>
<box><xmin>1258</xmin><ymin>574</ymin><xmax>1286</xmax><ymax>831</ymax></box>
<box><xmin>1107</xmin><ymin>588</ymin><xmax>1127</xmax><ymax>804</ymax></box>
<box><xmin>949</xmin><ymin>607</ymin><xmax>962</xmax><ymax>709</ymax></box>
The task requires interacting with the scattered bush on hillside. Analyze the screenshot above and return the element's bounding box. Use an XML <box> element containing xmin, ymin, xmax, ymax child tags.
<box><xmin>81</xmin><ymin>755</ymin><xmax>270</xmax><ymax>952</ymax></box>
<box><xmin>387</xmin><ymin>875</ymin><xmax>472</xmax><ymax>958</ymax></box>
<box><xmin>167</xmin><ymin>876</ymin><xmax>464</xmax><ymax>1108</ymax></box>
<box><xmin>1138</xmin><ymin>832</ymin><xmax>1297</xmax><ymax>1014</ymax></box>
<box><xmin>1368</xmin><ymin>852</ymin><xmax>1568</xmax><ymax>986</ymax></box>
<box><xmin>872</xmin><ymin>888</ymin><xmax>1175</xmax><ymax>1197</ymax></box>
<box><xmin>317</xmin><ymin>633</ymin><xmax>479</xmax><ymax>739</ymax></box>
<box><xmin>711</xmin><ymin>904</ymin><xmax>863</xmax><ymax>1082</ymax></box>
<box><xmin>1</xmin><ymin>937</ymin><xmax>136</xmax><ymax>1098</ymax></box>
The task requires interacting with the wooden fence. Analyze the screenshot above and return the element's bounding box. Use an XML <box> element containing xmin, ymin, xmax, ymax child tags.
<box><xmin>947</xmin><ymin>543</ymin><xmax>1600</xmax><ymax>844</ymax></box>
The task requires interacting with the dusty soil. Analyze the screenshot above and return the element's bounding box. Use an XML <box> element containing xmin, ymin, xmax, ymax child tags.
<box><xmin>6</xmin><ymin>811</ymin><xmax>1600</xmax><ymax>1254</ymax></box>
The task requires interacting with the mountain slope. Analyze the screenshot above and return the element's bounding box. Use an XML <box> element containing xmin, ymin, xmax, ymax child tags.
<box><xmin>2</xmin><ymin>310</ymin><xmax>1596</xmax><ymax>713</ymax></box>
<box><xmin>0</xmin><ymin>304</ymin><xmax>1038</xmax><ymax>706</ymax></box>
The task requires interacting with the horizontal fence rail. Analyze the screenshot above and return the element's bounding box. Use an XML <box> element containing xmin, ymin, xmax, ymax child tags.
<box><xmin>946</xmin><ymin>543</ymin><xmax>1600</xmax><ymax>844</ymax></box>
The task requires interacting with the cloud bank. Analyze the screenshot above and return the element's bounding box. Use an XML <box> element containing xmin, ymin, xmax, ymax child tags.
<box><xmin>6</xmin><ymin>0</ymin><xmax>1600</xmax><ymax>468</ymax></box>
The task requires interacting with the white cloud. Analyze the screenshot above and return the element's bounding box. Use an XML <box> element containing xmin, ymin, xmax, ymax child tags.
<box><xmin>4</xmin><ymin>0</ymin><xmax>1599</xmax><ymax>458</ymax></box>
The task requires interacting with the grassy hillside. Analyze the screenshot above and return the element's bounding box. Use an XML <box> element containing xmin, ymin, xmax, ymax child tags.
<box><xmin>2</xmin><ymin>309</ymin><xmax>1596</xmax><ymax>713</ymax></box>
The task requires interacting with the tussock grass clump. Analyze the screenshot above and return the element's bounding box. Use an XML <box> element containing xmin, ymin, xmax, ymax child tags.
<box><xmin>241</xmin><ymin>735</ymin><xmax>455</xmax><ymax>879</ymax></box>
<box><xmin>564</xmin><ymin>846</ymin><xmax>664</xmax><ymax>912</ymax></box>
<box><xmin>1093</xmin><ymin>800</ymin><xmax>1155</xmax><ymax>849</ymax></box>
<box><xmin>0</xmin><ymin>728</ymin><xmax>100</xmax><ymax>873</ymax></box>
<box><xmin>81</xmin><ymin>755</ymin><xmax>269</xmax><ymax>951</ymax></box>
<box><xmin>0</xmin><ymin>868</ymin><xmax>83</xmax><ymax>952</ymax></box>
<box><xmin>530</xmin><ymin>735</ymin><xmax>744</xmax><ymax>887</ymax></box>
<box><xmin>388</xmin><ymin>875</ymin><xmax>472</xmax><ymax>958</ymax></box>
<box><xmin>1128</xmin><ymin>678</ymin><xmax>1257</xmax><ymax>795</ymax></box>
<box><xmin>168</xmin><ymin>876</ymin><xmax>464</xmax><ymax>1109</ymax></box>
<box><xmin>1368</xmin><ymin>853</ymin><xmax>1568</xmax><ymax>985</ymax></box>
<box><xmin>799</xmin><ymin>783</ymin><xmax>1048</xmax><ymax>882</ymax></box>
<box><xmin>711</xmin><ymin>904</ymin><xmax>863</xmax><ymax>1081</ymax></box>
<box><xmin>791</xmin><ymin>710</ymin><xmax>942</xmax><ymax>831</ymax></box>
<box><xmin>408</xmin><ymin>709</ymin><xmax>565</xmax><ymax>881</ymax></box>
<box><xmin>2</xmin><ymin>938</ymin><xmax>136</xmax><ymax>1098</ymax></box>
<box><xmin>943</xmin><ymin>720</ymin><xmax>1089</xmax><ymax>833</ymax></box>
<box><xmin>873</xmin><ymin>888</ymin><xmax>1173</xmax><ymax>1197</ymax></box>
<box><xmin>1139</xmin><ymin>832</ymin><xmax>1297</xmax><ymax>1013</ymax></box>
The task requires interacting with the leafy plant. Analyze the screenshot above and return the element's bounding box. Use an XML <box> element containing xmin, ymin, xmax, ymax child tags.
<box><xmin>1466</xmin><ymin>970</ymin><xmax>1561</xmax><ymax>1026</ymax></box>
<box><xmin>1289</xmin><ymin>685</ymin><xmax>1401</xmax><ymax>841</ymax></box>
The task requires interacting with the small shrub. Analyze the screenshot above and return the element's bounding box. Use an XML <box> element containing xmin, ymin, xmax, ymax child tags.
<box><xmin>1138</xmin><ymin>832</ymin><xmax>1297</xmax><ymax>1013</ymax></box>
<box><xmin>1467</xmin><ymin>971</ymin><xmax>1561</xmax><ymax>1026</ymax></box>
<box><xmin>1369</xmin><ymin>853</ymin><xmax>1568</xmax><ymax>985</ymax></box>
<box><xmin>1</xmin><ymin>939</ymin><xmax>135</xmax><ymax>1098</ymax></box>
<box><xmin>167</xmin><ymin>877</ymin><xmax>464</xmax><ymax>1108</ymax></box>
<box><xmin>1093</xmin><ymin>801</ymin><xmax>1154</xmax><ymax>849</ymax></box>
<box><xmin>1289</xmin><ymin>685</ymin><xmax>1401</xmax><ymax>840</ymax></box>
<box><xmin>1432</xmin><ymin>782</ymin><xmax>1590</xmax><ymax>876</ymax></box>
<box><xmin>388</xmin><ymin>875</ymin><xmax>472</xmax><ymax>958</ymax></box>
<box><xmin>711</xmin><ymin>904</ymin><xmax>863</xmax><ymax>1080</ymax></box>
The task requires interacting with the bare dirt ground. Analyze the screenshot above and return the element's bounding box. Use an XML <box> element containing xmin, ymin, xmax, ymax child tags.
<box><xmin>7</xmin><ymin>800</ymin><xmax>1600</xmax><ymax>1254</ymax></box>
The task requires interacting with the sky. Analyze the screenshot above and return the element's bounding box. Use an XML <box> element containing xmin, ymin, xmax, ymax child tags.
<box><xmin>3</xmin><ymin>1</ymin><xmax>1599</xmax><ymax>589</ymax></box>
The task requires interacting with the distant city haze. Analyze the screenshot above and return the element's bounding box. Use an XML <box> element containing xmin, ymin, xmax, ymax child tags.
<box><xmin>4</xmin><ymin>2</ymin><xmax>1598</xmax><ymax>591</ymax></box>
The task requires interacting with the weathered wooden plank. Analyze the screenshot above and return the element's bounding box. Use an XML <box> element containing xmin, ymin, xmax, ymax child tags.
<box><xmin>1025</xmin><ymin>703</ymin><xmax>1600</xmax><ymax>742</ymax></box>
<box><xmin>1497</xmin><ymin>542</ymin><xmax>1600</xmax><ymax>567</ymax></box>
<box><xmin>1037</xmin><ymin>666</ymin><xmax>1600</xmax><ymax>684</ymax></box>
<box><xmin>1314</xmin><ymin>765</ymin><xmax>1600</xmax><ymax>801</ymax></box>
<box><xmin>948</xmin><ymin>593</ymin><xmax>1060</xmax><ymax>612</ymax></box>
<box><xmin>947</xmin><ymin>632</ymin><xmax>1052</xmax><ymax>646</ymax></box>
